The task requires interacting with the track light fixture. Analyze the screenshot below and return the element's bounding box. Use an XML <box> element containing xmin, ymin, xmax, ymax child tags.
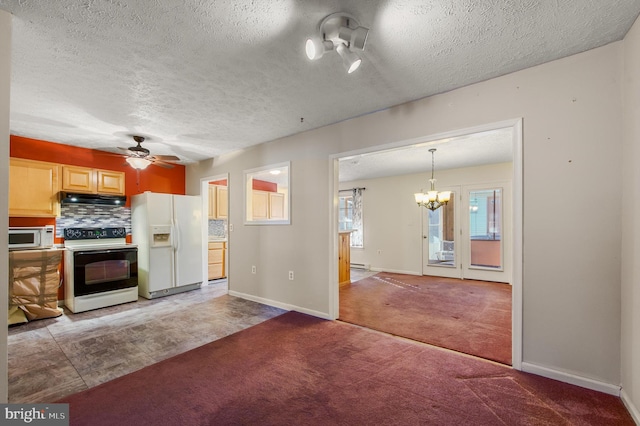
<box><xmin>305</xmin><ymin>12</ymin><xmax>369</xmax><ymax>74</ymax></box>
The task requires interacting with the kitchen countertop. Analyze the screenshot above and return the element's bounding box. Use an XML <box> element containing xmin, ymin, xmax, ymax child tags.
<box><xmin>208</xmin><ymin>237</ymin><xmax>227</xmax><ymax>242</ymax></box>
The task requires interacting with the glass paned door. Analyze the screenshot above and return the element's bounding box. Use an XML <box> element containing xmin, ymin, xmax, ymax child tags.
<box><xmin>462</xmin><ymin>182</ymin><xmax>511</xmax><ymax>283</ymax></box>
<box><xmin>423</xmin><ymin>187</ymin><xmax>461</xmax><ymax>279</ymax></box>
<box><xmin>427</xmin><ymin>196</ymin><xmax>455</xmax><ymax>266</ymax></box>
<box><xmin>469</xmin><ymin>189</ymin><xmax>502</xmax><ymax>269</ymax></box>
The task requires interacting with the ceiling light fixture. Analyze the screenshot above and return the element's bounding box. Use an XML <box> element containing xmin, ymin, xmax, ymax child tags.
<box><xmin>305</xmin><ymin>12</ymin><xmax>369</xmax><ymax>74</ymax></box>
<box><xmin>414</xmin><ymin>149</ymin><xmax>451</xmax><ymax>211</ymax></box>
<box><xmin>126</xmin><ymin>156</ymin><xmax>152</xmax><ymax>170</ymax></box>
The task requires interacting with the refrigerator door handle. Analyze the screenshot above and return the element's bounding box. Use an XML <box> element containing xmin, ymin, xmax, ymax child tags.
<box><xmin>173</xmin><ymin>224</ymin><xmax>180</xmax><ymax>252</ymax></box>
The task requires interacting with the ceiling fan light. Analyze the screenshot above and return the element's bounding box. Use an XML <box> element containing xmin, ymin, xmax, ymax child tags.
<box><xmin>126</xmin><ymin>156</ymin><xmax>151</xmax><ymax>170</ymax></box>
<box><xmin>336</xmin><ymin>43</ymin><xmax>361</xmax><ymax>73</ymax></box>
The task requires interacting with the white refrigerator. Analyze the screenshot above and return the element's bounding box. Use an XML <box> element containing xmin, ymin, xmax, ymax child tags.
<box><xmin>132</xmin><ymin>192</ymin><xmax>203</xmax><ymax>299</ymax></box>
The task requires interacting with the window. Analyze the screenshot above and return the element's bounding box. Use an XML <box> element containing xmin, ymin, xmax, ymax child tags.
<box><xmin>338</xmin><ymin>195</ymin><xmax>353</xmax><ymax>232</ymax></box>
<box><xmin>243</xmin><ymin>162</ymin><xmax>290</xmax><ymax>225</ymax></box>
<box><xmin>339</xmin><ymin>188</ymin><xmax>364</xmax><ymax>248</ymax></box>
<box><xmin>469</xmin><ymin>189</ymin><xmax>501</xmax><ymax>241</ymax></box>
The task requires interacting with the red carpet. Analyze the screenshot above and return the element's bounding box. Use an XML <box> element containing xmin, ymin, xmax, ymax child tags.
<box><xmin>340</xmin><ymin>272</ymin><xmax>512</xmax><ymax>364</ymax></box>
<box><xmin>59</xmin><ymin>311</ymin><xmax>633</xmax><ymax>425</ymax></box>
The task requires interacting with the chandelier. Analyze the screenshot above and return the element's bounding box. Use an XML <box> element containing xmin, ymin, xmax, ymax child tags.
<box><xmin>414</xmin><ymin>148</ymin><xmax>451</xmax><ymax>211</ymax></box>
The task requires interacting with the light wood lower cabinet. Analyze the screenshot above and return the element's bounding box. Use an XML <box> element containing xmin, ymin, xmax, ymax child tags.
<box><xmin>208</xmin><ymin>242</ymin><xmax>226</xmax><ymax>280</ymax></box>
<box><xmin>9</xmin><ymin>158</ymin><xmax>61</xmax><ymax>217</ymax></box>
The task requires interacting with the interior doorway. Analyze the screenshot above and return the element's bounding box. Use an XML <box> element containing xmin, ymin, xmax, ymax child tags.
<box><xmin>332</xmin><ymin>118</ymin><xmax>523</xmax><ymax>369</ymax></box>
<box><xmin>200</xmin><ymin>174</ymin><xmax>229</xmax><ymax>292</ymax></box>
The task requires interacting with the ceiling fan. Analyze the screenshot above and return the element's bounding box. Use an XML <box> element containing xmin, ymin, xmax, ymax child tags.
<box><xmin>117</xmin><ymin>135</ymin><xmax>181</xmax><ymax>169</ymax></box>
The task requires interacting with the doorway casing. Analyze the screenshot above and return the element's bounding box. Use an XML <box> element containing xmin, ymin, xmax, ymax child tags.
<box><xmin>328</xmin><ymin>118</ymin><xmax>524</xmax><ymax>370</ymax></box>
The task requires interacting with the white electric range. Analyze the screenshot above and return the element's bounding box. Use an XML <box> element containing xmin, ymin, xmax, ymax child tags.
<box><xmin>63</xmin><ymin>227</ymin><xmax>138</xmax><ymax>313</ymax></box>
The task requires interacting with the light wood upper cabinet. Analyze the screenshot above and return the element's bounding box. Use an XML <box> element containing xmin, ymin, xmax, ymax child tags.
<box><xmin>62</xmin><ymin>165</ymin><xmax>125</xmax><ymax>195</ymax></box>
<box><xmin>97</xmin><ymin>169</ymin><xmax>125</xmax><ymax>195</ymax></box>
<box><xmin>9</xmin><ymin>158</ymin><xmax>61</xmax><ymax>217</ymax></box>
<box><xmin>252</xmin><ymin>190</ymin><xmax>270</xmax><ymax>220</ymax></box>
<box><xmin>62</xmin><ymin>165</ymin><xmax>97</xmax><ymax>193</ymax></box>
<box><xmin>269</xmin><ymin>192</ymin><xmax>285</xmax><ymax>219</ymax></box>
<box><xmin>251</xmin><ymin>190</ymin><xmax>285</xmax><ymax>220</ymax></box>
<box><xmin>208</xmin><ymin>185</ymin><xmax>228</xmax><ymax>219</ymax></box>
<box><xmin>216</xmin><ymin>186</ymin><xmax>228</xmax><ymax>219</ymax></box>
<box><xmin>208</xmin><ymin>186</ymin><xmax>217</xmax><ymax>219</ymax></box>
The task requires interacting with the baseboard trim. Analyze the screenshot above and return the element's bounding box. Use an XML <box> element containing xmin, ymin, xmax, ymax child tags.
<box><xmin>228</xmin><ymin>290</ymin><xmax>332</xmax><ymax>320</ymax></box>
<box><xmin>369</xmin><ymin>267</ymin><xmax>421</xmax><ymax>276</ymax></box>
<box><xmin>621</xmin><ymin>389</ymin><xmax>640</xmax><ymax>424</ymax></box>
<box><xmin>521</xmin><ymin>362</ymin><xmax>621</xmax><ymax>396</ymax></box>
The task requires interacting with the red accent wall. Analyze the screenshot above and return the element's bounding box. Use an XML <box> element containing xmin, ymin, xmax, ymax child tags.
<box><xmin>9</xmin><ymin>135</ymin><xmax>186</xmax><ymax>229</ymax></box>
<box><xmin>10</xmin><ymin>135</ymin><xmax>186</xmax><ymax>203</ymax></box>
<box><xmin>252</xmin><ymin>179</ymin><xmax>277</xmax><ymax>192</ymax></box>
<box><xmin>10</xmin><ymin>135</ymin><xmax>187</xmax><ymax>300</ymax></box>
<box><xmin>209</xmin><ymin>179</ymin><xmax>227</xmax><ymax>186</ymax></box>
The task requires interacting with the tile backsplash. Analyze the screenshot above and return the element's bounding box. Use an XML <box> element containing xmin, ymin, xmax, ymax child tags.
<box><xmin>56</xmin><ymin>204</ymin><xmax>132</xmax><ymax>237</ymax></box>
<box><xmin>56</xmin><ymin>204</ymin><xmax>225</xmax><ymax>239</ymax></box>
<box><xmin>208</xmin><ymin>219</ymin><xmax>226</xmax><ymax>238</ymax></box>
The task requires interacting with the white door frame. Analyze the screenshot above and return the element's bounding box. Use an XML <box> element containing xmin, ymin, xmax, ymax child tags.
<box><xmin>329</xmin><ymin>118</ymin><xmax>523</xmax><ymax>370</ymax></box>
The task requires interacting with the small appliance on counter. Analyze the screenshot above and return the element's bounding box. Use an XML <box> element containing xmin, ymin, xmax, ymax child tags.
<box><xmin>63</xmin><ymin>227</ymin><xmax>138</xmax><ymax>313</ymax></box>
<box><xmin>8</xmin><ymin>225</ymin><xmax>55</xmax><ymax>250</ymax></box>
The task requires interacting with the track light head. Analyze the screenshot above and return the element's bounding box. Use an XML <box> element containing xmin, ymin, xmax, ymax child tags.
<box><xmin>305</xmin><ymin>12</ymin><xmax>368</xmax><ymax>74</ymax></box>
<box><xmin>305</xmin><ymin>37</ymin><xmax>333</xmax><ymax>60</ymax></box>
<box><xmin>336</xmin><ymin>43</ymin><xmax>361</xmax><ymax>74</ymax></box>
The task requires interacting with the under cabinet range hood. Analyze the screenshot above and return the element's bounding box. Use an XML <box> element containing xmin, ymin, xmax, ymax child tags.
<box><xmin>60</xmin><ymin>192</ymin><xmax>126</xmax><ymax>206</ymax></box>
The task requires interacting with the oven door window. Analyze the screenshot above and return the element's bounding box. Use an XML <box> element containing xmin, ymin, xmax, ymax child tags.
<box><xmin>85</xmin><ymin>260</ymin><xmax>130</xmax><ymax>285</ymax></box>
<box><xmin>73</xmin><ymin>249</ymin><xmax>138</xmax><ymax>296</ymax></box>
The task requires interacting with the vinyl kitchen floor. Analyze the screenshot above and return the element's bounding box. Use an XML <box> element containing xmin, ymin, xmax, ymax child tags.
<box><xmin>7</xmin><ymin>280</ymin><xmax>286</xmax><ymax>403</ymax></box>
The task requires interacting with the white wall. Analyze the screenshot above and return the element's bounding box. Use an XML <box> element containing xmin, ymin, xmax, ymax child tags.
<box><xmin>188</xmin><ymin>42</ymin><xmax>624</xmax><ymax>386</ymax></box>
<box><xmin>621</xmin><ymin>14</ymin><xmax>640</xmax><ymax>420</ymax></box>
<box><xmin>0</xmin><ymin>9</ymin><xmax>10</xmax><ymax>404</ymax></box>
<box><xmin>341</xmin><ymin>163</ymin><xmax>512</xmax><ymax>275</ymax></box>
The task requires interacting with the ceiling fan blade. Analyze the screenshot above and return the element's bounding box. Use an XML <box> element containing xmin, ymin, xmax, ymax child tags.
<box><xmin>151</xmin><ymin>160</ymin><xmax>175</xmax><ymax>169</ymax></box>
<box><xmin>152</xmin><ymin>155</ymin><xmax>180</xmax><ymax>162</ymax></box>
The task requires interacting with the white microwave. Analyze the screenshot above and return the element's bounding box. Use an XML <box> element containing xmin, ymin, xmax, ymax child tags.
<box><xmin>8</xmin><ymin>226</ymin><xmax>55</xmax><ymax>250</ymax></box>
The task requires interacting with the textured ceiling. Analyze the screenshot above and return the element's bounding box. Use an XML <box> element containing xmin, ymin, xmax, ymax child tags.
<box><xmin>1</xmin><ymin>1</ymin><xmax>639</xmax><ymax>167</ymax></box>
<box><xmin>339</xmin><ymin>127</ymin><xmax>513</xmax><ymax>182</ymax></box>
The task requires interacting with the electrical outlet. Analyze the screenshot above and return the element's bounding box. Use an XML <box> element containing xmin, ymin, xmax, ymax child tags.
<box><xmin>251</xmin><ymin>265</ymin><xmax>256</xmax><ymax>274</ymax></box>
<box><xmin>288</xmin><ymin>271</ymin><xmax>294</xmax><ymax>280</ymax></box>
<box><xmin>229</xmin><ymin>224</ymin><xmax>234</xmax><ymax>232</ymax></box>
